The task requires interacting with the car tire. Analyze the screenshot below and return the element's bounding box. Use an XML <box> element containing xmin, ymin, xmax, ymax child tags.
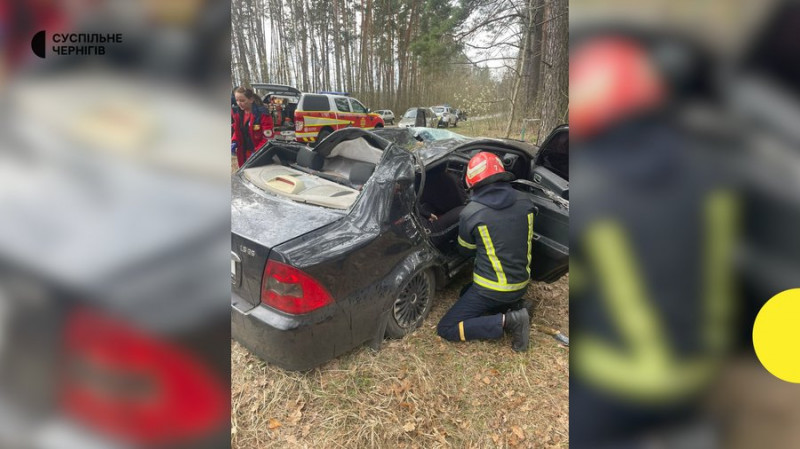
<box><xmin>453</xmin><ymin>120</ymin><xmax>458</xmax><ymax>127</ymax></box>
<box><xmin>385</xmin><ymin>269</ymin><xmax>435</xmax><ymax>339</ymax></box>
<box><xmin>314</xmin><ymin>128</ymin><xmax>332</xmax><ymax>146</ymax></box>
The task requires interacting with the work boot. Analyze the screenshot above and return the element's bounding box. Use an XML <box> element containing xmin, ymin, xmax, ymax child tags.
<box><xmin>504</xmin><ymin>308</ymin><xmax>530</xmax><ymax>352</ymax></box>
<box><xmin>509</xmin><ymin>299</ymin><xmax>536</xmax><ymax>323</ymax></box>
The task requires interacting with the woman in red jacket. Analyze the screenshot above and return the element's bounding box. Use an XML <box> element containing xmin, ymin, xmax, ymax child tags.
<box><xmin>232</xmin><ymin>87</ymin><xmax>274</xmax><ymax>167</ymax></box>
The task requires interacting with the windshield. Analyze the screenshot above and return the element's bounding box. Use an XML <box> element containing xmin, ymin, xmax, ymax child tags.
<box><xmin>412</xmin><ymin>127</ymin><xmax>470</xmax><ymax>142</ymax></box>
<box><xmin>403</xmin><ymin>109</ymin><xmax>417</xmax><ymax>118</ymax></box>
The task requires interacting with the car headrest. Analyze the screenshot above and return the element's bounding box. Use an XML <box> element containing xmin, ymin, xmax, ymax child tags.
<box><xmin>296</xmin><ymin>146</ymin><xmax>324</xmax><ymax>170</ymax></box>
<box><xmin>349</xmin><ymin>162</ymin><xmax>376</xmax><ymax>185</ymax></box>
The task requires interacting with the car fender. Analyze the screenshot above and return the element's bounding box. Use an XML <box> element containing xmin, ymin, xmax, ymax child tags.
<box><xmin>367</xmin><ymin>248</ymin><xmax>440</xmax><ymax>350</ymax></box>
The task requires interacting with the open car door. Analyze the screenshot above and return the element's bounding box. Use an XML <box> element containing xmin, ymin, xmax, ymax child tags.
<box><xmin>532</xmin><ymin>124</ymin><xmax>569</xmax><ymax>200</ymax></box>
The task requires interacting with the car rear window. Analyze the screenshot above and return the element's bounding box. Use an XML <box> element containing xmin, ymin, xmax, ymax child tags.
<box><xmin>302</xmin><ymin>94</ymin><xmax>330</xmax><ymax>111</ymax></box>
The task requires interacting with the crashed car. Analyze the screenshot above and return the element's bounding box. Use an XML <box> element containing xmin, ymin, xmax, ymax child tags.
<box><xmin>231</xmin><ymin>128</ymin><xmax>569</xmax><ymax>370</ymax></box>
<box><xmin>374</xmin><ymin>125</ymin><xmax>569</xmax><ymax>200</ymax></box>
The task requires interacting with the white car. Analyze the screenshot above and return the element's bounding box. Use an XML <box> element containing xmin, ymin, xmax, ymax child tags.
<box><xmin>374</xmin><ymin>109</ymin><xmax>395</xmax><ymax>125</ymax></box>
<box><xmin>431</xmin><ymin>106</ymin><xmax>458</xmax><ymax>128</ymax></box>
<box><xmin>398</xmin><ymin>107</ymin><xmax>439</xmax><ymax>128</ymax></box>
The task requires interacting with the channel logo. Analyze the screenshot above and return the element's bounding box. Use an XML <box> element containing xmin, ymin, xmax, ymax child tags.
<box><xmin>31</xmin><ymin>30</ymin><xmax>46</xmax><ymax>58</ymax></box>
<box><xmin>30</xmin><ymin>30</ymin><xmax>122</xmax><ymax>58</ymax></box>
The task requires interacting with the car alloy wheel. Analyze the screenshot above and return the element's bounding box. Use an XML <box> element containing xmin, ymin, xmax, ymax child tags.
<box><xmin>386</xmin><ymin>270</ymin><xmax>434</xmax><ymax>338</ymax></box>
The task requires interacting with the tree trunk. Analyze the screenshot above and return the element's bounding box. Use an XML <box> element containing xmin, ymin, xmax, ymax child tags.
<box><xmin>233</xmin><ymin>0</ymin><xmax>251</xmax><ymax>86</ymax></box>
<box><xmin>344</xmin><ymin>0</ymin><xmax>355</xmax><ymax>93</ymax></box>
<box><xmin>332</xmin><ymin>0</ymin><xmax>343</xmax><ymax>89</ymax></box>
<box><xmin>522</xmin><ymin>0</ymin><xmax>544</xmax><ymax>111</ymax></box>
<box><xmin>504</xmin><ymin>0</ymin><xmax>535</xmax><ymax>138</ymax></box>
<box><xmin>532</xmin><ymin>0</ymin><xmax>568</xmax><ymax>143</ymax></box>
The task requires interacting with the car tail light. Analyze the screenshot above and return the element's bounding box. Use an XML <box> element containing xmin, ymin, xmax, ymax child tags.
<box><xmin>296</xmin><ymin>120</ymin><xmax>304</xmax><ymax>131</ymax></box>
<box><xmin>60</xmin><ymin>308</ymin><xmax>228</xmax><ymax>446</ymax></box>
<box><xmin>261</xmin><ymin>260</ymin><xmax>333</xmax><ymax>314</ymax></box>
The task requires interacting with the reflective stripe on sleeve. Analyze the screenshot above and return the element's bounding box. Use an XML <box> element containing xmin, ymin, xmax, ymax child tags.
<box><xmin>458</xmin><ymin>235</ymin><xmax>476</xmax><ymax>249</ymax></box>
<box><xmin>478</xmin><ymin>225</ymin><xmax>506</xmax><ymax>284</ymax></box>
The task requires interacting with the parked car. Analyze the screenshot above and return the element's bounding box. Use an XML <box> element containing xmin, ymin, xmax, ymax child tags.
<box><xmin>374</xmin><ymin>109</ymin><xmax>395</xmax><ymax>125</ymax></box>
<box><xmin>231</xmin><ymin>127</ymin><xmax>569</xmax><ymax>370</ymax></box>
<box><xmin>294</xmin><ymin>92</ymin><xmax>384</xmax><ymax>144</ymax></box>
<box><xmin>398</xmin><ymin>107</ymin><xmax>440</xmax><ymax>128</ymax></box>
<box><xmin>251</xmin><ymin>84</ymin><xmax>384</xmax><ymax>145</ymax></box>
<box><xmin>432</xmin><ymin>105</ymin><xmax>458</xmax><ymax>128</ymax></box>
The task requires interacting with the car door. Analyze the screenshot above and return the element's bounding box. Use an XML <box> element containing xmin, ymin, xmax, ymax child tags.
<box><xmin>532</xmin><ymin>125</ymin><xmax>569</xmax><ymax>199</ymax></box>
<box><xmin>334</xmin><ymin>96</ymin><xmax>352</xmax><ymax>126</ymax></box>
<box><xmin>416</xmin><ymin>109</ymin><xmax>426</xmax><ymax>127</ymax></box>
<box><xmin>349</xmin><ymin>98</ymin><xmax>371</xmax><ymax>128</ymax></box>
<box><xmin>426</xmin><ymin>108</ymin><xmax>438</xmax><ymax>128</ymax></box>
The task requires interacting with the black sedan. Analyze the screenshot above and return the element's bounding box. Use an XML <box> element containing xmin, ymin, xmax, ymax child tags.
<box><xmin>231</xmin><ymin>128</ymin><xmax>568</xmax><ymax>370</ymax></box>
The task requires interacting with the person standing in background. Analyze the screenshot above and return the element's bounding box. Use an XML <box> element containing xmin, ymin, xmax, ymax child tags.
<box><xmin>232</xmin><ymin>86</ymin><xmax>273</xmax><ymax>167</ymax></box>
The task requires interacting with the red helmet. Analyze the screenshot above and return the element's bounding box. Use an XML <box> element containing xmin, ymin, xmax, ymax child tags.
<box><xmin>466</xmin><ymin>152</ymin><xmax>506</xmax><ymax>188</ymax></box>
<box><xmin>570</xmin><ymin>36</ymin><xmax>666</xmax><ymax>140</ymax></box>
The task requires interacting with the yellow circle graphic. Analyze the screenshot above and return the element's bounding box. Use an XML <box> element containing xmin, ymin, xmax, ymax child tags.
<box><xmin>752</xmin><ymin>288</ymin><xmax>800</xmax><ymax>383</ymax></box>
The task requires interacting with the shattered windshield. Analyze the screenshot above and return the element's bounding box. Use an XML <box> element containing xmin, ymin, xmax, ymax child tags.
<box><xmin>413</xmin><ymin>128</ymin><xmax>470</xmax><ymax>142</ymax></box>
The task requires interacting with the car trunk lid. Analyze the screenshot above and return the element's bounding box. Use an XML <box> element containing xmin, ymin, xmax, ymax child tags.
<box><xmin>231</xmin><ymin>176</ymin><xmax>346</xmax><ymax>311</ymax></box>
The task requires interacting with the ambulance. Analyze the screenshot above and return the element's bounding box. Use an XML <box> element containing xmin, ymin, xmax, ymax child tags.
<box><xmin>293</xmin><ymin>92</ymin><xmax>384</xmax><ymax>144</ymax></box>
<box><xmin>251</xmin><ymin>85</ymin><xmax>385</xmax><ymax>145</ymax></box>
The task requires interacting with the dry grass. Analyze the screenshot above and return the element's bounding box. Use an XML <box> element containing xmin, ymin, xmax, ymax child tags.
<box><xmin>231</xmin><ymin>272</ymin><xmax>568</xmax><ymax>449</ymax></box>
<box><xmin>456</xmin><ymin>114</ymin><xmax>543</xmax><ymax>144</ymax></box>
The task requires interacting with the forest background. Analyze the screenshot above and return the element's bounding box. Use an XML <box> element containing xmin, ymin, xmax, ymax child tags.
<box><xmin>231</xmin><ymin>0</ymin><xmax>567</xmax><ymax>141</ymax></box>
